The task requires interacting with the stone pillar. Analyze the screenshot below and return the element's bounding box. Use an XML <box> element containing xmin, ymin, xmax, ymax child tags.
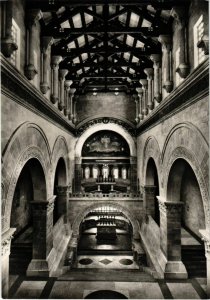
<box><xmin>150</xmin><ymin>54</ymin><xmax>162</xmax><ymax>103</ymax></box>
<box><xmin>130</xmin><ymin>157</ymin><xmax>137</xmax><ymax>192</ymax></box>
<box><xmin>40</xmin><ymin>36</ymin><xmax>54</xmax><ymax>94</ymax></box>
<box><xmin>74</xmin><ymin>157</ymin><xmax>82</xmax><ymax>192</ymax></box>
<box><xmin>56</xmin><ymin>186</ymin><xmax>71</xmax><ymax>223</ymax></box>
<box><xmin>144</xmin><ymin>68</ymin><xmax>154</xmax><ymax>110</ymax></box>
<box><xmin>157</xmin><ymin>197</ymin><xmax>187</xmax><ymax>279</ymax></box>
<box><xmin>200</xmin><ymin>229</ymin><xmax>210</xmax><ymax>297</ymax></box>
<box><xmin>171</xmin><ymin>7</ymin><xmax>190</xmax><ymax>78</ymax></box>
<box><xmin>69</xmin><ymin>88</ymin><xmax>76</xmax><ymax>121</ymax></box>
<box><xmin>24</xmin><ymin>10</ymin><xmax>42</xmax><ymax>80</ymax></box>
<box><xmin>140</xmin><ymin>79</ymin><xmax>148</xmax><ymax>117</ymax></box>
<box><xmin>72</xmin><ymin>96</ymin><xmax>78</xmax><ymax>124</ymax></box>
<box><xmin>136</xmin><ymin>88</ymin><xmax>144</xmax><ymax>121</ymax></box>
<box><xmin>27</xmin><ymin>197</ymin><xmax>56</xmax><ymax>276</ymax></box>
<box><xmin>1</xmin><ymin>1</ymin><xmax>18</xmax><ymax>57</ymax></box>
<box><xmin>158</xmin><ymin>35</ymin><xmax>173</xmax><ymax>93</ymax></box>
<box><xmin>58</xmin><ymin>69</ymin><xmax>68</xmax><ymax>111</ymax></box>
<box><xmin>51</xmin><ymin>56</ymin><xmax>62</xmax><ymax>104</ymax></box>
<box><xmin>1</xmin><ymin>228</ymin><xmax>16</xmax><ymax>298</ymax></box>
<box><xmin>134</xmin><ymin>95</ymin><xmax>139</xmax><ymax>124</ymax></box>
<box><xmin>142</xmin><ymin>185</ymin><xmax>156</xmax><ymax>218</ymax></box>
<box><xmin>64</xmin><ymin>80</ymin><xmax>73</xmax><ymax>116</ymax></box>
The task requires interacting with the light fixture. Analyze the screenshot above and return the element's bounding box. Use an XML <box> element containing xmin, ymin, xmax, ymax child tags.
<box><xmin>114</xmin><ymin>87</ymin><xmax>119</xmax><ymax>96</ymax></box>
<box><xmin>93</xmin><ymin>88</ymin><xmax>97</xmax><ymax>96</ymax></box>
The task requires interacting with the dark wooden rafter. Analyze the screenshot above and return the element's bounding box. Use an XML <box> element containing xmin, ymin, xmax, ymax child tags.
<box><xmin>35</xmin><ymin>0</ymin><xmax>189</xmax><ymax>94</ymax></box>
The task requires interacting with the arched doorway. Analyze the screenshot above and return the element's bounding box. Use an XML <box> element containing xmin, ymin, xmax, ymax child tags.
<box><xmin>145</xmin><ymin>158</ymin><xmax>160</xmax><ymax>224</ymax></box>
<box><xmin>167</xmin><ymin>159</ymin><xmax>206</xmax><ymax>278</ymax></box>
<box><xmin>9</xmin><ymin>158</ymin><xmax>47</xmax><ymax>275</ymax></box>
<box><xmin>53</xmin><ymin>158</ymin><xmax>67</xmax><ymax>224</ymax></box>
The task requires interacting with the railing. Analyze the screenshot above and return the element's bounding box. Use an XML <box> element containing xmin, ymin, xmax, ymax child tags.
<box><xmin>69</xmin><ymin>192</ymin><xmax>143</xmax><ymax>200</ymax></box>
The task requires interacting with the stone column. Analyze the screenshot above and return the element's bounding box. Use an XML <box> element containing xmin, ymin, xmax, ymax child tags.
<box><xmin>150</xmin><ymin>54</ymin><xmax>162</xmax><ymax>103</ymax></box>
<box><xmin>140</xmin><ymin>79</ymin><xmax>148</xmax><ymax>117</ymax></box>
<box><xmin>158</xmin><ymin>35</ymin><xmax>173</xmax><ymax>93</ymax></box>
<box><xmin>24</xmin><ymin>10</ymin><xmax>42</xmax><ymax>80</ymax></box>
<box><xmin>1</xmin><ymin>228</ymin><xmax>16</xmax><ymax>298</ymax></box>
<box><xmin>51</xmin><ymin>56</ymin><xmax>62</xmax><ymax>104</ymax></box>
<box><xmin>171</xmin><ymin>7</ymin><xmax>190</xmax><ymax>78</ymax></box>
<box><xmin>64</xmin><ymin>80</ymin><xmax>73</xmax><ymax>116</ymax></box>
<box><xmin>56</xmin><ymin>186</ymin><xmax>71</xmax><ymax>223</ymax></box>
<box><xmin>130</xmin><ymin>157</ymin><xmax>137</xmax><ymax>192</ymax></box>
<box><xmin>1</xmin><ymin>1</ymin><xmax>18</xmax><ymax>57</ymax></box>
<box><xmin>200</xmin><ymin>229</ymin><xmax>210</xmax><ymax>297</ymax></box>
<box><xmin>72</xmin><ymin>96</ymin><xmax>78</xmax><ymax>124</ymax></box>
<box><xmin>40</xmin><ymin>36</ymin><xmax>54</xmax><ymax>94</ymax></box>
<box><xmin>69</xmin><ymin>88</ymin><xmax>76</xmax><ymax>121</ymax></box>
<box><xmin>144</xmin><ymin>68</ymin><xmax>154</xmax><ymax>110</ymax></box>
<box><xmin>58</xmin><ymin>69</ymin><xmax>68</xmax><ymax>111</ymax></box>
<box><xmin>157</xmin><ymin>197</ymin><xmax>187</xmax><ymax>279</ymax></box>
<box><xmin>142</xmin><ymin>185</ymin><xmax>156</xmax><ymax>218</ymax></box>
<box><xmin>27</xmin><ymin>197</ymin><xmax>55</xmax><ymax>276</ymax></box>
<box><xmin>74</xmin><ymin>157</ymin><xmax>82</xmax><ymax>192</ymax></box>
<box><xmin>134</xmin><ymin>95</ymin><xmax>139</xmax><ymax>124</ymax></box>
<box><xmin>136</xmin><ymin>88</ymin><xmax>144</xmax><ymax>121</ymax></box>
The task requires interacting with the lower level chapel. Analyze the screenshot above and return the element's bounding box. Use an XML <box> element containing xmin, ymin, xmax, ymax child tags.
<box><xmin>1</xmin><ymin>0</ymin><xmax>209</xmax><ymax>299</ymax></box>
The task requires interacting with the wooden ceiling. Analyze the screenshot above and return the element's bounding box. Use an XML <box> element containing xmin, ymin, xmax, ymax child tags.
<box><xmin>28</xmin><ymin>0</ymin><xmax>189</xmax><ymax>95</ymax></box>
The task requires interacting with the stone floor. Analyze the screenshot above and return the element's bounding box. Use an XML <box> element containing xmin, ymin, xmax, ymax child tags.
<box><xmin>77</xmin><ymin>255</ymin><xmax>139</xmax><ymax>269</ymax></box>
<box><xmin>9</xmin><ymin>274</ymin><xmax>207</xmax><ymax>299</ymax></box>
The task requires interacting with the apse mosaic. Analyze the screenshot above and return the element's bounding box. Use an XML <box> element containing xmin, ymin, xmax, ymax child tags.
<box><xmin>82</xmin><ymin>131</ymin><xmax>130</xmax><ymax>157</ymax></box>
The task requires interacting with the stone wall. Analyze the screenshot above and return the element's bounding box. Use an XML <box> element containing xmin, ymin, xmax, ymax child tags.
<box><xmin>76</xmin><ymin>92</ymin><xmax>136</xmax><ymax>124</ymax></box>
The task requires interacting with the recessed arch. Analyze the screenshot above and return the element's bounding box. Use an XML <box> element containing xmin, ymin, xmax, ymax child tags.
<box><xmin>72</xmin><ymin>201</ymin><xmax>140</xmax><ymax>240</ymax></box>
<box><xmin>75</xmin><ymin>123</ymin><xmax>136</xmax><ymax>158</ymax></box>
<box><xmin>2</xmin><ymin>123</ymin><xmax>51</xmax><ymax>233</ymax></box>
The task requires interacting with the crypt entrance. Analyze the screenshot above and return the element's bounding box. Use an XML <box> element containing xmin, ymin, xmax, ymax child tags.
<box><xmin>80</xmin><ymin>130</ymin><xmax>132</xmax><ymax>193</ymax></box>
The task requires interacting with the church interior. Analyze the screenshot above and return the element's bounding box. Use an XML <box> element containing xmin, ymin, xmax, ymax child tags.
<box><xmin>1</xmin><ymin>0</ymin><xmax>209</xmax><ymax>299</ymax></box>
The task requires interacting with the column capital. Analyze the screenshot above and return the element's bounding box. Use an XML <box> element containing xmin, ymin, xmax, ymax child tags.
<box><xmin>140</xmin><ymin>79</ymin><xmax>148</xmax><ymax>88</ymax></box>
<box><xmin>144</xmin><ymin>68</ymin><xmax>154</xmax><ymax>78</ymax></box>
<box><xmin>30</xmin><ymin>196</ymin><xmax>55</xmax><ymax>214</ymax></box>
<box><xmin>70</xmin><ymin>88</ymin><xmax>76</xmax><ymax>95</ymax></box>
<box><xmin>133</xmin><ymin>94</ymin><xmax>139</xmax><ymax>102</ymax></box>
<box><xmin>51</xmin><ymin>55</ymin><xmax>62</xmax><ymax>67</ymax></box>
<box><xmin>157</xmin><ymin>196</ymin><xmax>183</xmax><ymax>215</ymax></box>
<box><xmin>26</xmin><ymin>9</ymin><xmax>43</xmax><ymax>27</ymax></box>
<box><xmin>170</xmin><ymin>6</ymin><xmax>186</xmax><ymax>28</ymax></box>
<box><xmin>41</xmin><ymin>36</ymin><xmax>54</xmax><ymax>53</ymax></box>
<box><xmin>56</xmin><ymin>185</ymin><xmax>71</xmax><ymax>195</ymax></box>
<box><xmin>59</xmin><ymin>69</ymin><xmax>68</xmax><ymax>80</ymax></box>
<box><xmin>136</xmin><ymin>87</ymin><xmax>143</xmax><ymax>95</ymax></box>
<box><xmin>158</xmin><ymin>35</ymin><xmax>172</xmax><ymax>51</ymax></box>
<box><xmin>2</xmin><ymin>228</ymin><xmax>16</xmax><ymax>257</ymax></box>
<box><xmin>150</xmin><ymin>54</ymin><xmax>161</xmax><ymax>64</ymax></box>
<box><xmin>65</xmin><ymin>80</ymin><xmax>73</xmax><ymax>90</ymax></box>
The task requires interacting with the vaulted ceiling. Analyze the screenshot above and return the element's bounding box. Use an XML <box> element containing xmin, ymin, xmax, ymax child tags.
<box><xmin>28</xmin><ymin>0</ymin><xmax>188</xmax><ymax>95</ymax></box>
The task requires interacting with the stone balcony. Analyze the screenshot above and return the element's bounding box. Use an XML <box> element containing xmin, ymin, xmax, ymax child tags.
<box><xmin>69</xmin><ymin>192</ymin><xmax>143</xmax><ymax>201</ymax></box>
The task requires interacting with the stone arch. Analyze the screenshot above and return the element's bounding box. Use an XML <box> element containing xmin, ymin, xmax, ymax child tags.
<box><xmin>142</xmin><ymin>136</ymin><xmax>161</xmax><ymax>186</ymax></box>
<box><xmin>51</xmin><ymin>136</ymin><xmax>69</xmax><ymax>187</ymax></box>
<box><xmin>2</xmin><ymin>122</ymin><xmax>51</xmax><ymax>232</ymax></box>
<box><xmin>72</xmin><ymin>201</ymin><xmax>140</xmax><ymax>239</ymax></box>
<box><xmin>75</xmin><ymin>123</ymin><xmax>136</xmax><ymax>158</ymax></box>
<box><xmin>164</xmin><ymin>147</ymin><xmax>210</xmax><ymax>229</ymax></box>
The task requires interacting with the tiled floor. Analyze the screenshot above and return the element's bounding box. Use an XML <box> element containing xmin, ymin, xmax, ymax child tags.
<box><xmin>77</xmin><ymin>255</ymin><xmax>139</xmax><ymax>269</ymax></box>
<box><xmin>9</xmin><ymin>274</ymin><xmax>207</xmax><ymax>299</ymax></box>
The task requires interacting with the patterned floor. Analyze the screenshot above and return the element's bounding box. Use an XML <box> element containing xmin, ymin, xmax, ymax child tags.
<box><xmin>77</xmin><ymin>255</ymin><xmax>139</xmax><ymax>269</ymax></box>
<box><xmin>9</xmin><ymin>275</ymin><xmax>207</xmax><ymax>299</ymax></box>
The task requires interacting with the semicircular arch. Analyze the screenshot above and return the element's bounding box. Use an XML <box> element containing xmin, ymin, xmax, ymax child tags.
<box><xmin>75</xmin><ymin>123</ymin><xmax>136</xmax><ymax>157</ymax></box>
<box><xmin>72</xmin><ymin>201</ymin><xmax>140</xmax><ymax>239</ymax></box>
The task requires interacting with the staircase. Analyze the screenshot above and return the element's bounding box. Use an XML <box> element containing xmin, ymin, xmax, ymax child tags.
<box><xmin>9</xmin><ymin>243</ymin><xmax>32</xmax><ymax>275</ymax></box>
<box><xmin>182</xmin><ymin>245</ymin><xmax>206</xmax><ymax>278</ymax></box>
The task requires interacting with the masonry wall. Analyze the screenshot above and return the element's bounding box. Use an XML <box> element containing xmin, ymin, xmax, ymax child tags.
<box><xmin>76</xmin><ymin>92</ymin><xmax>136</xmax><ymax>124</ymax></box>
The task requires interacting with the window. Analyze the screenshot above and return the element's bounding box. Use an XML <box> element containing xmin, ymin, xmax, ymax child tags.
<box><xmin>10</xmin><ymin>18</ymin><xmax>20</xmax><ymax>70</ymax></box>
<box><xmin>193</xmin><ymin>15</ymin><xmax>205</xmax><ymax>68</ymax></box>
